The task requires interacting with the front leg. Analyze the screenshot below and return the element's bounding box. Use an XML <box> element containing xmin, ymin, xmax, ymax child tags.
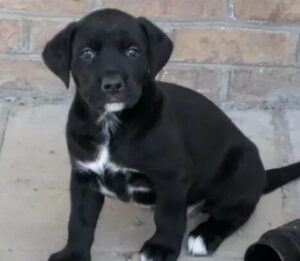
<box><xmin>141</xmin><ymin>180</ymin><xmax>188</xmax><ymax>261</ymax></box>
<box><xmin>48</xmin><ymin>171</ymin><xmax>104</xmax><ymax>261</ymax></box>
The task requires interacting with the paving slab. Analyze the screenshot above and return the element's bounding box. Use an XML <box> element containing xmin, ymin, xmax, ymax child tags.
<box><xmin>1</xmin><ymin>249</ymin><xmax>53</xmax><ymax>261</ymax></box>
<box><xmin>286</xmin><ymin>110</ymin><xmax>300</xmax><ymax>161</ymax></box>
<box><xmin>0</xmin><ymin>104</ymin><xmax>70</xmax><ymax>192</ymax></box>
<box><xmin>1</xmin><ymin>105</ymin><xmax>299</xmax><ymax>261</ymax></box>
<box><xmin>226</xmin><ymin>110</ymin><xmax>280</xmax><ymax>168</ymax></box>
<box><xmin>282</xmin><ymin>110</ymin><xmax>300</xmax><ymax>221</ymax></box>
<box><xmin>1</xmin><ymin>249</ymin><xmax>128</xmax><ymax>261</ymax></box>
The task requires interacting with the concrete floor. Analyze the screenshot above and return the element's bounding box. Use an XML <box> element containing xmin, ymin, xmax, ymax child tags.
<box><xmin>0</xmin><ymin>100</ymin><xmax>300</xmax><ymax>261</ymax></box>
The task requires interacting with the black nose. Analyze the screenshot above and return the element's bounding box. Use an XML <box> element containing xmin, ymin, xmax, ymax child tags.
<box><xmin>101</xmin><ymin>73</ymin><xmax>125</xmax><ymax>93</ymax></box>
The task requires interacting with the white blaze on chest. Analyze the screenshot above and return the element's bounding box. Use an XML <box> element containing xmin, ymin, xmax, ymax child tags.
<box><xmin>75</xmin><ymin>143</ymin><xmax>142</xmax><ymax>199</ymax></box>
<box><xmin>76</xmin><ymin>144</ymin><xmax>109</xmax><ymax>174</ymax></box>
<box><xmin>75</xmin><ymin>113</ymin><xmax>138</xmax><ymax>176</ymax></box>
<box><xmin>73</xmin><ymin>112</ymin><xmax>148</xmax><ymax>199</ymax></box>
<box><xmin>76</xmin><ymin>113</ymin><xmax>124</xmax><ymax>174</ymax></box>
<box><xmin>76</xmin><ymin>143</ymin><xmax>133</xmax><ymax>175</ymax></box>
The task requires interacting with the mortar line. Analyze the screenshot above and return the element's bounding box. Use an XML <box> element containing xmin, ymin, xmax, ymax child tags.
<box><xmin>89</xmin><ymin>0</ymin><xmax>98</xmax><ymax>10</ymax></box>
<box><xmin>165</xmin><ymin>21</ymin><xmax>300</xmax><ymax>34</ymax></box>
<box><xmin>2</xmin><ymin>51</ymin><xmax>300</xmax><ymax>70</ymax></box>
<box><xmin>145</xmin><ymin>19</ymin><xmax>300</xmax><ymax>33</ymax></box>
<box><xmin>0</xmin><ymin>10</ymin><xmax>84</xmax><ymax>20</ymax></box>
<box><xmin>226</xmin><ymin>0</ymin><xmax>234</xmax><ymax>19</ymax></box>
<box><xmin>292</xmin><ymin>34</ymin><xmax>300</xmax><ymax>65</ymax></box>
<box><xmin>1</xmin><ymin>10</ymin><xmax>300</xmax><ymax>33</ymax></box>
<box><xmin>222</xmin><ymin>70</ymin><xmax>232</xmax><ymax>101</ymax></box>
<box><xmin>0</xmin><ymin>88</ymin><xmax>300</xmax><ymax>110</ymax></box>
<box><xmin>0</xmin><ymin>53</ymin><xmax>42</xmax><ymax>60</ymax></box>
<box><xmin>20</xmin><ymin>18</ymin><xmax>30</xmax><ymax>52</ymax></box>
<box><xmin>167</xmin><ymin>61</ymin><xmax>300</xmax><ymax>71</ymax></box>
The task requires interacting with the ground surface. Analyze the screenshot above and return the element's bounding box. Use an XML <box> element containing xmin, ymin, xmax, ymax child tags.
<box><xmin>0</xmin><ymin>93</ymin><xmax>300</xmax><ymax>261</ymax></box>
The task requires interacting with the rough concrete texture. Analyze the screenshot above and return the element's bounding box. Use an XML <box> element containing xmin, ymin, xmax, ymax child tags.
<box><xmin>229</xmin><ymin>67</ymin><xmax>300</xmax><ymax>102</ymax></box>
<box><xmin>0</xmin><ymin>101</ymin><xmax>299</xmax><ymax>261</ymax></box>
<box><xmin>160</xmin><ymin>66</ymin><xmax>228</xmax><ymax>103</ymax></box>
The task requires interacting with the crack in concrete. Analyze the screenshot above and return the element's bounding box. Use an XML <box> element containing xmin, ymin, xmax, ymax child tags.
<box><xmin>91</xmin><ymin>251</ymin><xmax>138</xmax><ymax>261</ymax></box>
<box><xmin>270</xmin><ymin>110</ymin><xmax>289</xmax><ymax>214</ymax></box>
<box><xmin>271</xmin><ymin>109</ymin><xmax>291</xmax><ymax>166</ymax></box>
<box><xmin>0</xmin><ymin>104</ymin><xmax>10</xmax><ymax>156</ymax></box>
<box><xmin>270</xmin><ymin>109</ymin><xmax>299</xmax><ymax>222</ymax></box>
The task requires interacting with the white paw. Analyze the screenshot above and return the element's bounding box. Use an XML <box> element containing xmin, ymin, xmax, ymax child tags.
<box><xmin>187</xmin><ymin>235</ymin><xmax>208</xmax><ymax>256</ymax></box>
<box><xmin>140</xmin><ymin>253</ymin><xmax>153</xmax><ymax>261</ymax></box>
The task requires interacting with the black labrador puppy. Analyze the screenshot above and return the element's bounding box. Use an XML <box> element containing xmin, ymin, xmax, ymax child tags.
<box><xmin>43</xmin><ymin>9</ymin><xmax>300</xmax><ymax>261</ymax></box>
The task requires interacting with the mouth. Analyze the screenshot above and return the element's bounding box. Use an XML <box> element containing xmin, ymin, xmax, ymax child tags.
<box><xmin>104</xmin><ymin>102</ymin><xmax>125</xmax><ymax>112</ymax></box>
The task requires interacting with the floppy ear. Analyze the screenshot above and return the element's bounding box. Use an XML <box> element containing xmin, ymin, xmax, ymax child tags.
<box><xmin>42</xmin><ymin>22</ymin><xmax>77</xmax><ymax>88</ymax></box>
<box><xmin>138</xmin><ymin>17</ymin><xmax>173</xmax><ymax>78</ymax></box>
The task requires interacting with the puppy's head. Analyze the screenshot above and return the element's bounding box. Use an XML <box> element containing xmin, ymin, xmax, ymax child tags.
<box><xmin>42</xmin><ymin>9</ymin><xmax>173</xmax><ymax>113</ymax></box>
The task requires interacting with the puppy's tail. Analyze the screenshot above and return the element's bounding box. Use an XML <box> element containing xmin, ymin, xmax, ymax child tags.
<box><xmin>263</xmin><ymin>162</ymin><xmax>300</xmax><ymax>194</ymax></box>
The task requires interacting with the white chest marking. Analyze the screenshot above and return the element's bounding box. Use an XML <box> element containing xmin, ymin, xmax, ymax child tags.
<box><xmin>76</xmin><ymin>145</ymin><xmax>109</xmax><ymax>174</ymax></box>
<box><xmin>76</xmin><ymin>144</ymin><xmax>138</xmax><ymax>198</ymax></box>
<box><xmin>76</xmin><ymin>112</ymin><xmax>136</xmax><ymax>175</ymax></box>
<box><xmin>74</xmin><ymin>113</ymin><xmax>139</xmax><ymax>198</ymax></box>
<box><xmin>76</xmin><ymin>143</ymin><xmax>136</xmax><ymax>175</ymax></box>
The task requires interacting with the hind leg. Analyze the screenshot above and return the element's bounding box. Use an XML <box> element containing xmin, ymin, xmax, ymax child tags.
<box><xmin>187</xmin><ymin>203</ymin><xmax>255</xmax><ymax>256</ymax></box>
<box><xmin>188</xmin><ymin>147</ymin><xmax>265</xmax><ymax>256</ymax></box>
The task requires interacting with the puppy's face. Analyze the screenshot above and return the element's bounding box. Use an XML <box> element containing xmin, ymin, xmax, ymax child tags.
<box><xmin>71</xmin><ymin>12</ymin><xmax>148</xmax><ymax>112</ymax></box>
<box><xmin>43</xmin><ymin>9</ymin><xmax>173</xmax><ymax>113</ymax></box>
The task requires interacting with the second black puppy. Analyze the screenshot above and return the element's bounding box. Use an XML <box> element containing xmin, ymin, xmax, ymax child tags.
<box><xmin>43</xmin><ymin>9</ymin><xmax>300</xmax><ymax>261</ymax></box>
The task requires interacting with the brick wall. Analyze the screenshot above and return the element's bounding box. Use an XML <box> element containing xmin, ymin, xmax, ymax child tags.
<box><xmin>0</xmin><ymin>0</ymin><xmax>300</xmax><ymax>104</ymax></box>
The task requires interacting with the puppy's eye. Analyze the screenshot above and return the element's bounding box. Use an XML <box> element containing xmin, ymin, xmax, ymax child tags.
<box><xmin>125</xmin><ymin>46</ymin><xmax>140</xmax><ymax>58</ymax></box>
<box><xmin>80</xmin><ymin>48</ymin><xmax>95</xmax><ymax>62</ymax></box>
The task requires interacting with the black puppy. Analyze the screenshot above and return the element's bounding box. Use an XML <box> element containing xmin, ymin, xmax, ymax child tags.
<box><xmin>43</xmin><ymin>9</ymin><xmax>300</xmax><ymax>261</ymax></box>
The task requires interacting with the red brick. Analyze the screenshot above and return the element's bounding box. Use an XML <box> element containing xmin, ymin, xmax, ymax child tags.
<box><xmin>234</xmin><ymin>0</ymin><xmax>300</xmax><ymax>22</ymax></box>
<box><xmin>29</xmin><ymin>20</ymin><xmax>70</xmax><ymax>53</ymax></box>
<box><xmin>160</xmin><ymin>67</ymin><xmax>226</xmax><ymax>101</ymax></box>
<box><xmin>98</xmin><ymin>0</ymin><xmax>224</xmax><ymax>19</ymax></box>
<box><xmin>0</xmin><ymin>59</ymin><xmax>67</xmax><ymax>93</ymax></box>
<box><xmin>0</xmin><ymin>19</ymin><xmax>21</xmax><ymax>52</ymax></box>
<box><xmin>172</xmin><ymin>28</ymin><xmax>294</xmax><ymax>65</ymax></box>
<box><xmin>229</xmin><ymin>68</ymin><xmax>300</xmax><ymax>101</ymax></box>
<box><xmin>0</xmin><ymin>0</ymin><xmax>89</xmax><ymax>15</ymax></box>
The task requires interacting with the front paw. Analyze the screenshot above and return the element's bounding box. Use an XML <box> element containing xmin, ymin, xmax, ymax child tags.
<box><xmin>48</xmin><ymin>248</ymin><xmax>91</xmax><ymax>261</ymax></box>
<box><xmin>140</xmin><ymin>244</ymin><xmax>177</xmax><ymax>261</ymax></box>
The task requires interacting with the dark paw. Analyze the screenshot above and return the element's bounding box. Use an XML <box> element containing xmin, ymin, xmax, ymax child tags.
<box><xmin>48</xmin><ymin>248</ymin><xmax>91</xmax><ymax>261</ymax></box>
<box><xmin>140</xmin><ymin>244</ymin><xmax>177</xmax><ymax>261</ymax></box>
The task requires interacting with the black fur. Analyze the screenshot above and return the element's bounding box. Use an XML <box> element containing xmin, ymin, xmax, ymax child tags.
<box><xmin>43</xmin><ymin>9</ymin><xmax>300</xmax><ymax>261</ymax></box>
